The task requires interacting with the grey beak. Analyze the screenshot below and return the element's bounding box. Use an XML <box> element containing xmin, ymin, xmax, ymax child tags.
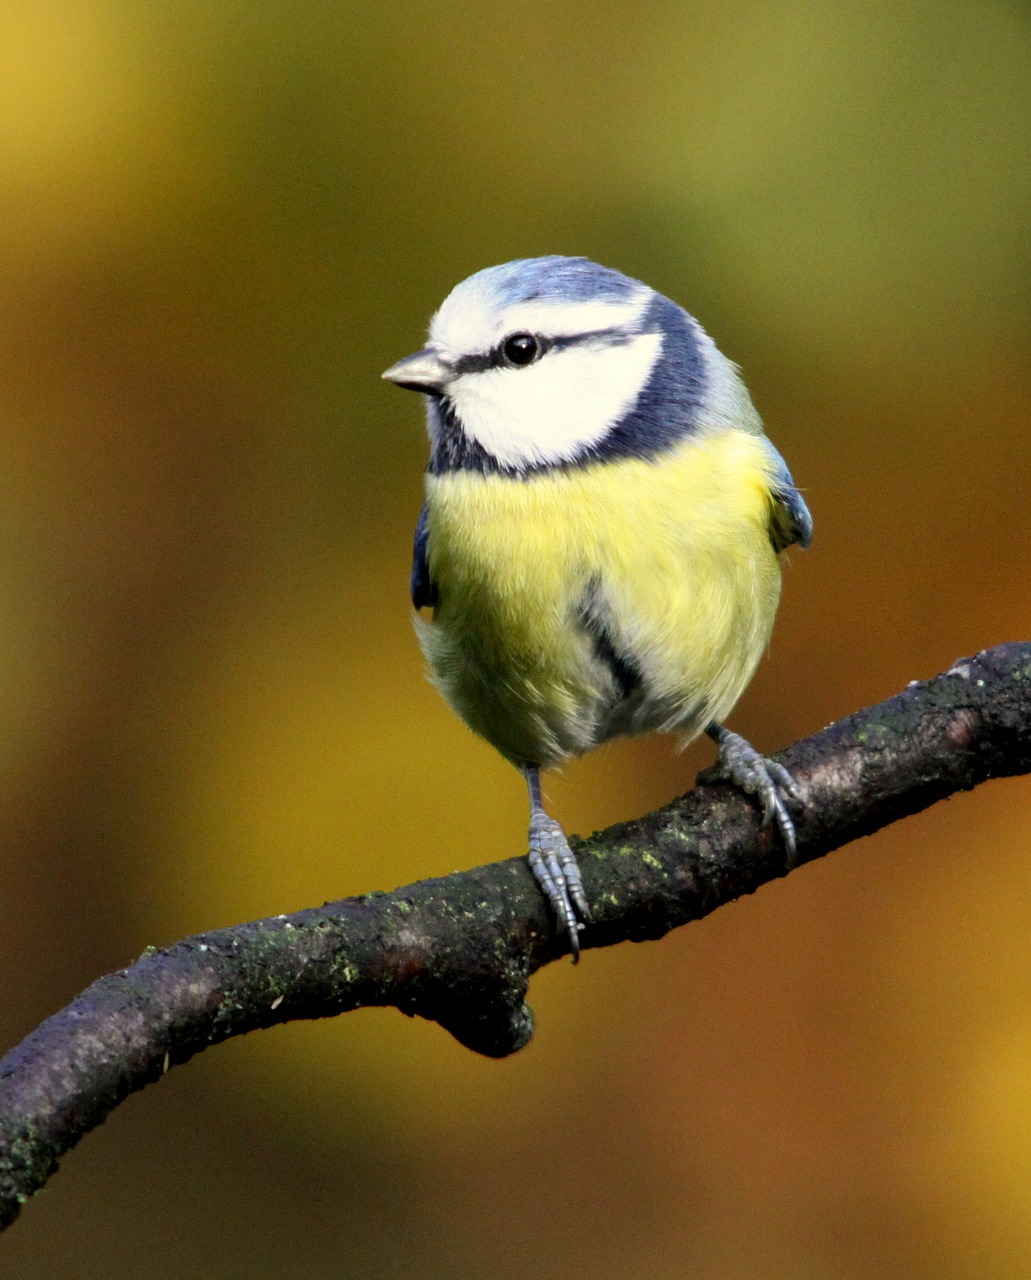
<box><xmin>381</xmin><ymin>346</ymin><xmax>451</xmax><ymax>394</ymax></box>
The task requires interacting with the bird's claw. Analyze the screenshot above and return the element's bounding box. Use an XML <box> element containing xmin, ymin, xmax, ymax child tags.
<box><xmin>527</xmin><ymin>813</ymin><xmax>592</xmax><ymax>962</ymax></box>
<box><xmin>711</xmin><ymin>728</ymin><xmax>803</xmax><ymax>867</ymax></box>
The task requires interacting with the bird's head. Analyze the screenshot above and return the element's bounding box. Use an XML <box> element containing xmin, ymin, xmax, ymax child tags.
<box><xmin>382</xmin><ymin>256</ymin><xmax>761</xmax><ymax>475</ymax></box>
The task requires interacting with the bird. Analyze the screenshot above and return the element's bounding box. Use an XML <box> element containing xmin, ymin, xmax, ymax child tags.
<box><xmin>382</xmin><ymin>255</ymin><xmax>812</xmax><ymax>962</ymax></box>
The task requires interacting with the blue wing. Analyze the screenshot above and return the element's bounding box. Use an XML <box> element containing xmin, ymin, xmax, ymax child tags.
<box><xmin>410</xmin><ymin>503</ymin><xmax>438</xmax><ymax>609</ymax></box>
<box><xmin>766</xmin><ymin>448</ymin><xmax>813</xmax><ymax>553</ymax></box>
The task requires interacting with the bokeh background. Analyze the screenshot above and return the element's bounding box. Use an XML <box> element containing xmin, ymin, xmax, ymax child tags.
<box><xmin>1</xmin><ymin>2</ymin><xmax>1030</xmax><ymax>1276</ymax></box>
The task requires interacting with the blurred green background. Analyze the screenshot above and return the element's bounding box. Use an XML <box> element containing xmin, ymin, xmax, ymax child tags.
<box><xmin>1</xmin><ymin>2</ymin><xmax>1030</xmax><ymax>1276</ymax></box>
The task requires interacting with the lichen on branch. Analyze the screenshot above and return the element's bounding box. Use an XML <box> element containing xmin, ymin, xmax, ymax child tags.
<box><xmin>0</xmin><ymin>642</ymin><xmax>1029</xmax><ymax>1231</ymax></box>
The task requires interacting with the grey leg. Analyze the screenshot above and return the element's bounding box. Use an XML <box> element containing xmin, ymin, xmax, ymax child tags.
<box><xmin>523</xmin><ymin>764</ymin><xmax>591</xmax><ymax>962</ymax></box>
<box><xmin>705</xmin><ymin>723</ymin><xmax>804</xmax><ymax>866</ymax></box>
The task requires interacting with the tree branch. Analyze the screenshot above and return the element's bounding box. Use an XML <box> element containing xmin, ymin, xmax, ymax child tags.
<box><xmin>1</xmin><ymin>642</ymin><xmax>1029</xmax><ymax>1228</ymax></box>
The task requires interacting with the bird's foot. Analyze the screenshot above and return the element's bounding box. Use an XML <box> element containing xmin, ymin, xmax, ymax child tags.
<box><xmin>708</xmin><ymin>727</ymin><xmax>803</xmax><ymax>867</ymax></box>
<box><xmin>527</xmin><ymin>812</ymin><xmax>592</xmax><ymax>962</ymax></box>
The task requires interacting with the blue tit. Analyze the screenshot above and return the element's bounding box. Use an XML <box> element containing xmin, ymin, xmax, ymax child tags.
<box><xmin>383</xmin><ymin>256</ymin><xmax>812</xmax><ymax>961</ymax></box>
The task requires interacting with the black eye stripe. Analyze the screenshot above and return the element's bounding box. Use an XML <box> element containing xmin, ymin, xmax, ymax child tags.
<box><xmin>449</xmin><ymin>325</ymin><xmax>637</xmax><ymax>376</ymax></box>
<box><xmin>451</xmin><ymin>342</ymin><xmax>544</xmax><ymax>375</ymax></box>
<box><xmin>550</xmin><ymin>326</ymin><xmax>638</xmax><ymax>352</ymax></box>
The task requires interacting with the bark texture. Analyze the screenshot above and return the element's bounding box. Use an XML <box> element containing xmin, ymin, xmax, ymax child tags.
<box><xmin>1</xmin><ymin>643</ymin><xmax>1029</xmax><ymax>1229</ymax></box>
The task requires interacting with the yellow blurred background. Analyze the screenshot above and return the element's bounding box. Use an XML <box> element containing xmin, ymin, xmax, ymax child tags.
<box><xmin>1</xmin><ymin>2</ymin><xmax>1029</xmax><ymax>1276</ymax></box>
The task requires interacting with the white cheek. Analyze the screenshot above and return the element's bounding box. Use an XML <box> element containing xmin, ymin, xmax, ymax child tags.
<box><xmin>450</xmin><ymin>332</ymin><xmax>664</xmax><ymax>468</ymax></box>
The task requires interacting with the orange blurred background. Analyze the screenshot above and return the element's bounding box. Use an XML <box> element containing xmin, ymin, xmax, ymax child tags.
<box><xmin>2</xmin><ymin>3</ymin><xmax>1030</xmax><ymax>1276</ymax></box>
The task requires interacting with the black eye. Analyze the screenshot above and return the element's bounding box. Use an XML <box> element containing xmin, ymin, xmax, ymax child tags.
<box><xmin>501</xmin><ymin>332</ymin><xmax>541</xmax><ymax>367</ymax></box>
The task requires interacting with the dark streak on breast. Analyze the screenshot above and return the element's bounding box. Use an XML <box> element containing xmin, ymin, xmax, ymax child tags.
<box><xmin>577</xmin><ymin>579</ymin><xmax>643</xmax><ymax>703</ymax></box>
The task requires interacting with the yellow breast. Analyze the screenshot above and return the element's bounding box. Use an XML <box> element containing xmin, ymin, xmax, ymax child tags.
<box><xmin>418</xmin><ymin>429</ymin><xmax>784</xmax><ymax>768</ymax></box>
